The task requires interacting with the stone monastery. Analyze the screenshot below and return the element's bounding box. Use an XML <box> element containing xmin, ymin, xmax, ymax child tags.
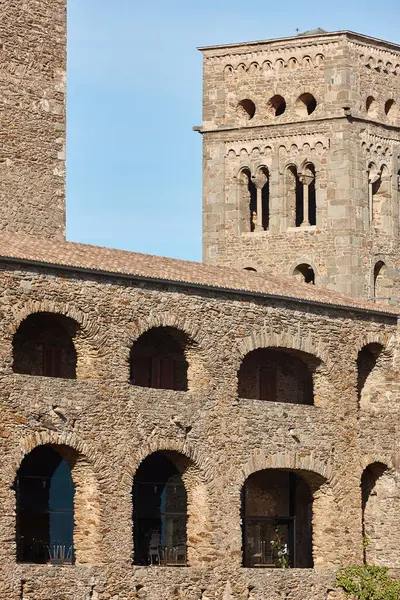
<box><xmin>0</xmin><ymin>1</ymin><xmax>399</xmax><ymax>598</ymax></box>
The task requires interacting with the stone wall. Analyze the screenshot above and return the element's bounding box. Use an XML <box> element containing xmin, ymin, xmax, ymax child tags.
<box><xmin>0</xmin><ymin>0</ymin><xmax>66</xmax><ymax>239</ymax></box>
<box><xmin>0</xmin><ymin>261</ymin><xmax>398</xmax><ymax>598</ymax></box>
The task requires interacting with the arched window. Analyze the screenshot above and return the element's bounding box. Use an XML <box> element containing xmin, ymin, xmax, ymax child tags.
<box><xmin>368</xmin><ymin>164</ymin><xmax>390</xmax><ymax>231</ymax></box>
<box><xmin>15</xmin><ymin>446</ymin><xmax>75</xmax><ymax>564</ymax></box>
<box><xmin>13</xmin><ymin>313</ymin><xmax>78</xmax><ymax>378</ymax></box>
<box><xmin>130</xmin><ymin>327</ymin><xmax>189</xmax><ymax>391</ymax></box>
<box><xmin>285</xmin><ymin>166</ymin><xmax>302</xmax><ymax>227</ymax></box>
<box><xmin>133</xmin><ymin>452</ymin><xmax>188</xmax><ymax>566</ymax></box>
<box><xmin>241</xmin><ymin>469</ymin><xmax>322</xmax><ymax>567</ymax></box>
<box><xmin>238</xmin><ymin>348</ymin><xmax>317</xmax><ymax>404</ymax></box>
<box><xmin>239</xmin><ymin>169</ymin><xmax>257</xmax><ymax>232</ymax></box>
<box><xmin>293</xmin><ymin>263</ymin><xmax>315</xmax><ymax>284</ymax></box>
<box><xmin>373</xmin><ymin>261</ymin><xmax>392</xmax><ymax>303</ymax></box>
<box><xmin>361</xmin><ymin>463</ymin><xmax>396</xmax><ymax>566</ymax></box>
<box><xmin>357</xmin><ymin>343</ymin><xmax>385</xmax><ymax>409</ymax></box>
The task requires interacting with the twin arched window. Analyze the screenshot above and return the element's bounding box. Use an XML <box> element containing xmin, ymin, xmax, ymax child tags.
<box><xmin>239</xmin><ymin>163</ymin><xmax>317</xmax><ymax>234</ymax></box>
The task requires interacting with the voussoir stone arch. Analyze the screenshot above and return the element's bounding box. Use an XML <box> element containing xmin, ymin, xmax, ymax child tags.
<box><xmin>122</xmin><ymin>437</ymin><xmax>215</xmax><ymax>487</ymax></box>
<box><xmin>240</xmin><ymin>449</ymin><xmax>333</xmax><ymax>485</ymax></box>
<box><xmin>236</xmin><ymin>325</ymin><xmax>331</xmax><ymax>368</ymax></box>
<box><xmin>361</xmin><ymin>455</ymin><xmax>393</xmax><ymax>474</ymax></box>
<box><xmin>10</xmin><ymin>430</ymin><xmax>107</xmax><ymax>482</ymax></box>
<box><xmin>352</xmin><ymin>332</ymin><xmax>395</xmax><ymax>362</ymax></box>
<box><xmin>126</xmin><ymin>311</ymin><xmax>212</xmax><ymax>352</ymax></box>
<box><xmin>10</xmin><ymin>300</ymin><xmax>103</xmax><ymax>378</ymax></box>
<box><xmin>288</xmin><ymin>257</ymin><xmax>318</xmax><ymax>278</ymax></box>
<box><xmin>12</xmin><ymin>431</ymin><xmax>106</xmax><ymax>565</ymax></box>
<box><xmin>10</xmin><ymin>299</ymin><xmax>100</xmax><ymax>338</ymax></box>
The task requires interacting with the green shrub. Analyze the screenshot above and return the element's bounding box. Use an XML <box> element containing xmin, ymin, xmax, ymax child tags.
<box><xmin>336</xmin><ymin>565</ymin><xmax>400</xmax><ymax>600</ymax></box>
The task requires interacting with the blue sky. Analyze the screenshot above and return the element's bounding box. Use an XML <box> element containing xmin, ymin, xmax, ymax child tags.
<box><xmin>67</xmin><ymin>0</ymin><xmax>400</xmax><ymax>261</ymax></box>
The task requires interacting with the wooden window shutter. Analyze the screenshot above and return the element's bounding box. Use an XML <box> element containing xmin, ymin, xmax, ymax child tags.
<box><xmin>160</xmin><ymin>357</ymin><xmax>174</xmax><ymax>390</ymax></box>
<box><xmin>132</xmin><ymin>356</ymin><xmax>151</xmax><ymax>387</ymax></box>
<box><xmin>259</xmin><ymin>367</ymin><xmax>277</xmax><ymax>401</ymax></box>
<box><xmin>43</xmin><ymin>346</ymin><xmax>53</xmax><ymax>377</ymax></box>
<box><xmin>53</xmin><ymin>348</ymin><xmax>63</xmax><ymax>378</ymax></box>
<box><xmin>150</xmin><ymin>357</ymin><xmax>161</xmax><ymax>388</ymax></box>
<box><xmin>43</xmin><ymin>346</ymin><xmax>63</xmax><ymax>378</ymax></box>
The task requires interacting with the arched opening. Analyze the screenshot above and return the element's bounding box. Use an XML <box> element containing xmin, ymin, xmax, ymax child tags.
<box><xmin>259</xmin><ymin>167</ymin><xmax>270</xmax><ymax>230</ymax></box>
<box><xmin>384</xmin><ymin>99</ymin><xmax>395</xmax><ymax>118</ymax></box>
<box><xmin>241</xmin><ymin>469</ymin><xmax>322</xmax><ymax>568</ymax></box>
<box><xmin>366</xmin><ymin>96</ymin><xmax>378</xmax><ymax>118</ymax></box>
<box><xmin>244</xmin><ymin>267</ymin><xmax>257</xmax><ymax>272</ymax></box>
<box><xmin>237</xmin><ymin>99</ymin><xmax>256</xmax><ymax>120</ymax></box>
<box><xmin>295</xmin><ymin>93</ymin><xmax>317</xmax><ymax>117</ymax></box>
<box><xmin>361</xmin><ymin>463</ymin><xmax>395</xmax><ymax>566</ymax></box>
<box><xmin>239</xmin><ymin>169</ymin><xmax>257</xmax><ymax>232</ymax></box>
<box><xmin>293</xmin><ymin>263</ymin><xmax>315</xmax><ymax>284</ymax></box>
<box><xmin>13</xmin><ymin>313</ymin><xmax>78</xmax><ymax>378</ymax></box>
<box><xmin>357</xmin><ymin>342</ymin><xmax>385</xmax><ymax>409</ymax></box>
<box><xmin>285</xmin><ymin>165</ymin><xmax>303</xmax><ymax>227</ymax></box>
<box><xmin>133</xmin><ymin>452</ymin><xmax>188</xmax><ymax>566</ymax></box>
<box><xmin>304</xmin><ymin>164</ymin><xmax>316</xmax><ymax>226</ymax></box>
<box><xmin>267</xmin><ymin>95</ymin><xmax>286</xmax><ymax>117</ymax></box>
<box><xmin>130</xmin><ymin>327</ymin><xmax>189</xmax><ymax>391</ymax></box>
<box><xmin>15</xmin><ymin>446</ymin><xmax>75</xmax><ymax>564</ymax></box>
<box><xmin>238</xmin><ymin>348</ymin><xmax>317</xmax><ymax>404</ymax></box>
<box><xmin>373</xmin><ymin>261</ymin><xmax>392</xmax><ymax>304</ymax></box>
<box><xmin>369</xmin><ymin>165</ymin><xmax>390</xmax><ymax>232</ymax></box>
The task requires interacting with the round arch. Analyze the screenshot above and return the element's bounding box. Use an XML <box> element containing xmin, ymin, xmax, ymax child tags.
<box><xmin>12</xmin><ymin>432</ymin><xmax>104</xmax><ymax>565</ymax></box>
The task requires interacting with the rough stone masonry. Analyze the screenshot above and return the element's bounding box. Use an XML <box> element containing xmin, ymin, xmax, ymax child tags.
<box><xmin>0</xmin><ymin>3</ymin><xmax>399</xmax><ymax>599</ymax></box>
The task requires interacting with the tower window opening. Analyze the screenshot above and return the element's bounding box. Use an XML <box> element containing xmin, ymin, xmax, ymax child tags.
<box><xmin>237</xmin><ymin>99</ymin><xmax>256</xmax><ymax>120</ymax></box>
<box><xmin>267</xmin><ymin>95</ymin><xmax>286</xmax><ymax>117</ymax></box>
<box><xmin>307</xmin><ymin>165</ymin><xmax>316</xmax><ymax>225</ymax></box>
<box><xmin>384</xmin><ymin>99</ymin><xmax>395</xmax><ymax>116</ymax></box>
<box><xmin>296</xmin><ymin>93</ymin><xmax>317</xmax><ymax>117</ymax></box>
<box><xmin>294</xmin><ymin>263</ymin><xmax>315</xmax><ymax>284</ymax></box>
<box><xmin>366</xmin><ymin>96</ymin><xmax>378</xmax><ymax>118</ymax></box>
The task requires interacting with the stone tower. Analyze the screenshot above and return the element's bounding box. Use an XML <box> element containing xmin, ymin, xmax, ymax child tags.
<box><xmin>199</xmin><ymin>30</ymin><xmax>400</xmax><ymax>301</ymax></box>
<box><xmin>0</xmin><ymin>0</ymin><xmax>66</xmax><ymax>240</ymax></box>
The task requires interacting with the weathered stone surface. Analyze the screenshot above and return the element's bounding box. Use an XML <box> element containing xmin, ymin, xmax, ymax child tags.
<box><xmin>0</xmin><ymin>7</ymin><xmax>399</xmax><ymax>599</ymax></box>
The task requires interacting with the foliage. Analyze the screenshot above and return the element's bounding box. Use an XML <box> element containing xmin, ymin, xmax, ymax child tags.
<box><xmin>336</xmin><ymin>565</ymin><xmax>400</xmax><ymax>600</ymax></box>
<box><xmin>270</xmin><ymin>527</ymin><xmax>290</xmax><ymax>568</ymax></box>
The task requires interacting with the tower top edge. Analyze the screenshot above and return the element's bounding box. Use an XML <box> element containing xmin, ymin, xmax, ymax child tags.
<box><xmin>198</xmin><ymin>30</ymin><xmax>400</xmax><ymax>55</ymax></box>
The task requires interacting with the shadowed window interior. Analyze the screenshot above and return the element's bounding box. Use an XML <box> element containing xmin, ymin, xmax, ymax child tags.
<box><xmin>241</xmin><ymin>470</ymin><xmax>313</xmax><ymax>568</ymax></box>
<box><xmin>238</xmin><ymin>348</ymin><xmax>315</xmax><ymax>404</ymax></box>
<box><xmin>361</xmin><ymin>462</ymin><xmax>393</xmax><ymax>565</ymax></box>
<box><xmin>130</xmin><ymin>327</ymin><xmax>189</xmax><ymax>391</ymax></box>
<box><xmin>133</xmin><ymin>452</ymin><xmax>187</xmax><ymax>566</ymax></box>
<box><xmin>13</xmin><ymin>313</ymin><xmax>78</xmax><ymax>378</ymax></box>
<box><xmin>293</xmin><ymin>263</ymin><xmax>315</xmax><ymax>284</ymax></box>
<box><xmin>15</xmin><ymin>446</ymin><xmax>75</xmax><ymax>565</ymax></box>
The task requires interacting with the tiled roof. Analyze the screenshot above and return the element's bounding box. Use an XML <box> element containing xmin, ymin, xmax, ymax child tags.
<box><xmin>0</xmin><ymin>233</ymin><xmax>398</xmax><ymax>316</ymax></box>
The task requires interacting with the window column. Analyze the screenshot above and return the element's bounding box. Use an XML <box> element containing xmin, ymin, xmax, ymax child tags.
<box><xmin>298</xmin><ymin>170</ymin><xmax>315</xmax><ymax>227</ymax></box>
<box><xmin>251</xmin><ymin>170</ymin><xmax>268</xmax><ymax>232</ymax></box>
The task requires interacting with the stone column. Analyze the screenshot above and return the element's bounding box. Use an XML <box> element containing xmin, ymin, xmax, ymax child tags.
<box><xmin>368</xmin><ymin>168</ymin><xmax>380</xmax><ymax>226</ymax></box>
<box><xmin>299</xmin><ymin>172</ymin><xmax>314</xmax><ymax>227</ymax></box>
<box><xmin>252</xmin><ymin>171</ymin><xmax>268</xmax><ymax>232</ymax></box>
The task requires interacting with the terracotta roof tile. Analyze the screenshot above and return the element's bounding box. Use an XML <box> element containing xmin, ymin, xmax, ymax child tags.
<box><xmin>0</xmin><ymin>233</ymin><xmax>397</xmax><ymax>316</ymax></box>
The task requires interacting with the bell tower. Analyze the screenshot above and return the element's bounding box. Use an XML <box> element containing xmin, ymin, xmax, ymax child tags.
<box><xmin>0</xmin><ymin>0</ymin><xmax>66</xmax><ymax>240</ymax></box>
<box><xmin>199</xmin><ymin>30</ymin><xmax>400</xmax><ymax>301</ymax></box>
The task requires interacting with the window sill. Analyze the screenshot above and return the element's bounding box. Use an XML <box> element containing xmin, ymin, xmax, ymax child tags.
<box><xmin>287</xmin><ymin>225</ymin><xmax>317</xmax><ymax>233</ymax></box>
